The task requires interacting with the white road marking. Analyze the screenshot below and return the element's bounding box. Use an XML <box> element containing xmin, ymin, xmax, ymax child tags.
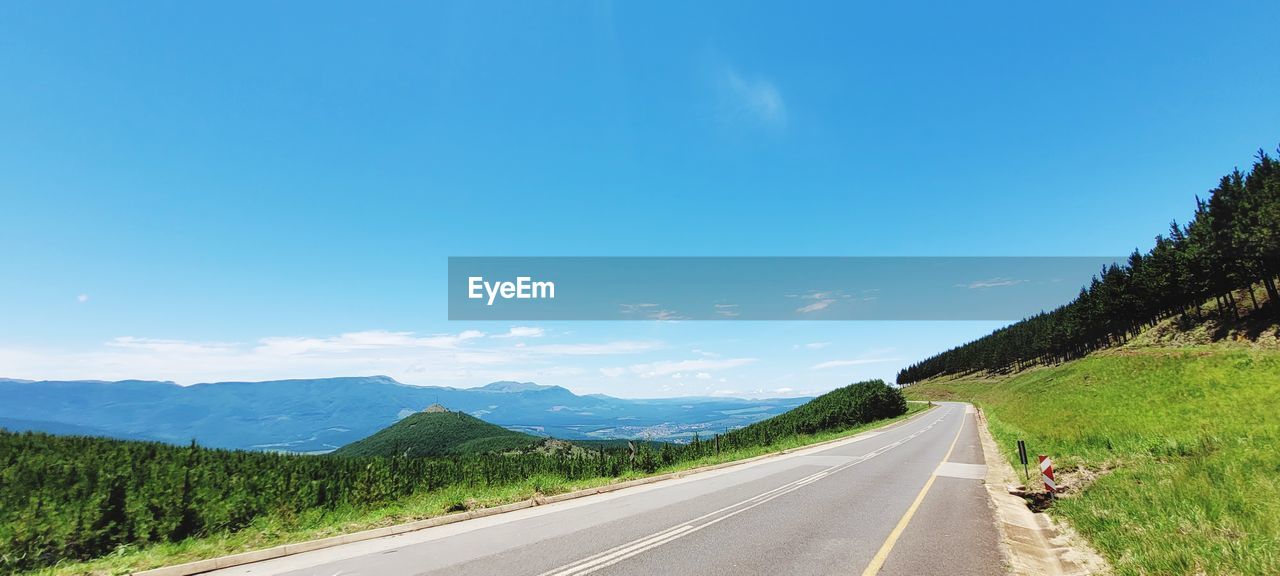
<box><xmin>541</xmin><ymin>410</ymin><xmax>955</xmax><ymax>576</ymax></box>
<box><xmin>934</xmin><ymin>462</ymin><xmax>987</xmax><ymax>480</ymax></box>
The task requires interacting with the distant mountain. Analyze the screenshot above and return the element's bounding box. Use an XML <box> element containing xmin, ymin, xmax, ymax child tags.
<box><xmin>474</xmin><ymin>381</ymin><xmax>556</xmax><ymax>393</ymax></box>
<box><xmin>331</xmin><ymin>407</ymin><xmax>539</xmax><ymax>458</ymax></box>
<box><xmin>0</xmin><ymin>376</ymin><xmax>810</xmax><ymax>452</ymax></box>
<box><xmin>0</xmin><ymin>417</ymin><xmax>155</xmax><ymax>441</ymax></box>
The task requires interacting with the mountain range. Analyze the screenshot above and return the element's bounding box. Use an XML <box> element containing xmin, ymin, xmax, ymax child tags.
<box><xmin>0</xmin><ymin>376</ymin><xmax>809</xmax><ymax>452</ymax></box>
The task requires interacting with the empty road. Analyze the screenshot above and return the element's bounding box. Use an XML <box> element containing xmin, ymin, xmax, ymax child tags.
<box><xmin>208</xmin><ymin>403</ymin><xmax>1003</xmax><ymax>576</ymax></box>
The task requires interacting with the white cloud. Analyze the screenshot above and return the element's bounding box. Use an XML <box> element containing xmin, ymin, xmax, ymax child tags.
<box><xmin>493</xmin><ymin>326</ymin><xmax>545</xmax><ymax>339</ymax></box>
<box><xmin>722</xmin><ymin>67</ymin><xmax>786</xmax><ymax>126</ymax></box>
<box><xmin>957</xmin><ymin>278</ymin><xmax>1026</xmax><ymax>289</ymax></box>
<box><xmin>77</xmin><ymin>294</ymin><xmax>89</xmax><ymax>303</ymax></box>
<box><xmin>523</xmin><ymin>340</ymin><xmax>663</xmax><ymax>356</ymax></box>
<box><xmin>811</xmin><ymin>358</ymin><xmax>899</xmax><ymax>370</ymax></box>
<box><xmin>695</xmin><ymin>372</ymin><xmax>712</xmax><ymax>380</ymax></box>
<box><xmin>791</xmin><ymin>290</ymin><xmax>855</xmax><ymax>314</ymax></box>
<box><xmin>793</xmin><ymin>342</ymin><xmax>830</xmax><ymax>350</ymax></box>
<box><xmin>714</xmin><ymin>303</ymin><xmax>740</xmax><ymax>318</ymax></box>
<box><xmin>628</xmin><ymin>357</ymin><xmax>756</xmax><ymax>378</ymax></box>
<box><xmin>107</xmin><ymin>337</ymin><xmax>239</xmax><ymax>354</ymax></box>
<box><xmin>797</xmin><ymin>300</ymin><xmax>835</xmax><ymax>313</ymax></box>
<box><xmin>255</xmin><ymin>330</ymin><xmax>483</xmax><ymax>356</ymax></box>
<box><xmin>619</xmin><ymin>303</ymin><xmax>659</xmax><ymax>314</ymax></box>
<box><xmin>0</xmin><ymin>329</ymin><xmax>669</xmax><ymax>388</ymax></box>
<box><xmin>599</xmin><ymin>367</ymin><xmax>626</xmax><ymax>379</ymax></box>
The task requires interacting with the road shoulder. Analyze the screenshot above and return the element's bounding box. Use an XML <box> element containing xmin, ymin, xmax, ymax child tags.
<box><xmin>973</xmin><ymin>408</ymin><xmax>1110</xmax><ymax>575</ymax></box>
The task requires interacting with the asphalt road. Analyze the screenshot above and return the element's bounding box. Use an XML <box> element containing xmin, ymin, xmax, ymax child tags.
<box><xmin>208</xmin><ymin>403</ymin><xmax>1003</xmax><ymax>576</ymax></box>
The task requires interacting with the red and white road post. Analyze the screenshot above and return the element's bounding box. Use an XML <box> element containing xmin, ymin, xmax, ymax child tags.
<box><xmin>1039</xmin><ymin>454</ymin><xmax>1056</xmax><ymax>495</ymax></box>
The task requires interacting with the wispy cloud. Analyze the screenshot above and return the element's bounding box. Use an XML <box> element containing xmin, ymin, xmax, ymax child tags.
<box><xmin>492</xmin><ymin>326</ymin><xmax>545</xmax><ymax>339</ymax></box>
<box><xmin>719</xmin><ymin>66</ymin><xmax>786</xmax><ymax>126</ymax></box>
<box><xmin>599</xmin><ymin>367</ymin><xmax>626</xmax><ymax>379</ymax></box>
<box><xmin>256</xmin><ymin>330</ymin><xmax>483</xmax><ymax>356</ymax></box>
<box><xmin>793</xmin><ymin>342</ymin><xmax>831</xmax><ymax>350</ymax></box>
<box><xmin>2</xmin><ymin>330</ymin><xmax>666</xmax><ymax>387</ymax></box>
<box><xmin>797</xmin><ymin>300</ymin><xmax>835</xmax><ymax>313</ymax></box>
<box><xmin>522</xmin><ymin>341</ymin><xmax>663</xmax><ymax>356</ymax></box>
<box><xmin>649</xmin><ymin>309</ymin><xmax>686</xmax><ymax>321</ymax></box>
<box><xmin>108</xmin><ymin>337</ymin><xmax>239</xmax><ymax>354</ymax></box>
<box><xmin>811</xmin><ymin>357</ymin><xmax>899</xmax><ymax>370</ymax></box>
<box><xmin>627</xmin><ymin>357</ymin><xmax>757</xmax><ymax>378</ymax></box>
<box><xmin>714</xmin><ymin>303</ymin><xmax>740</xmax><ymax>318</ymax></box>
<box><xmin>956</xmin><ymin>277</ymin><xmax>1027</xmax><ymax>289</ymax></box>
<box><xmin>620</xmin><ymin>303</ymin><xmax>684</xmax><ymax>320</ymax></box>
<box><xmin>790</xmin><ymin>290</ymin><xmax>855</xmax><ymax>314</ymax></box>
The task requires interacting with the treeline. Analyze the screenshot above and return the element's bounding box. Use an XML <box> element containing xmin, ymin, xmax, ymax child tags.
<box><xmin>898</xmin><ymin>149</ymin><xmax>1280</xmax><ymax>385</ymax></box>
<box><xmin>0</xmin><ymin>380</ymin><xmax>905</xmax><ymax>572</ymax></box>
<box><xmin>0</xmin><ymin>432</ymin><xmax>633</xmax><ymax>572</ymax></box>
<box><xmin>640</xmin><ymin>379</ymin><xmax>906</xmax><ymax>470</ymax></box>
<box><xmin>717</xmin><ymin>378</ymin><xmax>905</xmax><ymax>448</ymax></box>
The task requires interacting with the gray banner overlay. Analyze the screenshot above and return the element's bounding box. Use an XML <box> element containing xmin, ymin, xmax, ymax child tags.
<box><xmin>448</xmin><ymin>257</ymin><xmax>1121</xmax><ymax>321</ymax></box>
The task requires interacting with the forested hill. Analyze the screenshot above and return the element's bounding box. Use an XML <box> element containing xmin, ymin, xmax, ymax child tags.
<box><xmin>898</xmin><ymin>148</ymin><xmax>1280</xmax><ymax>385</ymax></box>
<box><xmin>721</xmin><ymin>379</ymin><xmax>906</xmax><ymax>444</ymax></box>
<box><xmin>331</xmin><ymin>408</ymin><xmax>539</xmax><ymax>458</ymax></box>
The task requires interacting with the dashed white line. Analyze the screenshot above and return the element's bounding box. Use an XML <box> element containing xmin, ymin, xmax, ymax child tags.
<box><xmin>540</xmin><ymin>410</ymin><xmax>955</xmax><ymax>576</ymax></box>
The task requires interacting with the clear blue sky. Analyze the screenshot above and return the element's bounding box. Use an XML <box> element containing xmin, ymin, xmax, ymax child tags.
<box><xmin>2</xmin><ymin>2</ymin><xmax>1278</xmax><ymax>396</ymax></box>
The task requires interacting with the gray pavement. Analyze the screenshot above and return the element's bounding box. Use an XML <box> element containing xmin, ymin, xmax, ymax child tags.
<box><xmin>207</xmin><ymin>403</ymin><xmax>1003</xmax><ymax>576</ymax></box>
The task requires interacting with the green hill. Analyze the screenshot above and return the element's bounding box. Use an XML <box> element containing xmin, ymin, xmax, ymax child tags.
<box><xmin>720</xmin><ymin>379</ymin><xmax>906</xmax><ymax>448</ymax></box>
<box><xmin>331</xmin><ymin>408</ymin><xmax>539</xmax><ymax>458</ymax></box>
<box><xmin>905</xmin><ymin>348</ymin><xmax>1280</xmax><ymax>575</ymax></box>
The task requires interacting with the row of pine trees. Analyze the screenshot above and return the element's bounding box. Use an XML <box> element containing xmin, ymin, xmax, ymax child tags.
<box><xmin>0</xmin><ymin>381</ymin><xmax>905</xmax><ymax>571</ymax></box>
<box><xmin>898</xmin><ymin>149</ymin><xmax>1280</xmax><ymax>385</ymax></box>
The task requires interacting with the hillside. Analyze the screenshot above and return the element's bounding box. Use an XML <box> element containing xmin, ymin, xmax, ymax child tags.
<box><xmin>905</xmin><ymin>349</ymin><xmax>1280</xmax><ymax>575</ymax></box>
<box><xmin>898</xmin><ymin>150</ymin><xmax>1280</xmax><ymax>384</ymax></box>
<box><xmin>331</xmin><ymin>408</ymin><xmax>539</xmax><ymax>458</ymax></box>
<box><xmin>718</xmin><ymin>378</ymin><xmax>906</xmax><ymax>449</ymax></box>
<box><xmin>0</xmin><ymin>377</ymin><xmax>808</xmax><ymax>451</ymax></box>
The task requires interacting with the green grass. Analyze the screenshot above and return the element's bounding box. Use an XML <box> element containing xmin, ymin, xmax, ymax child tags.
<box><xmin>30</xmin><ymin>404</ymin><xmax>927</xmax><ymax>576</ymax></box>
<box><xmin>905</xmin><ymin>349</ymin><xmax>1280</xmax><ymax>575</ymax></box>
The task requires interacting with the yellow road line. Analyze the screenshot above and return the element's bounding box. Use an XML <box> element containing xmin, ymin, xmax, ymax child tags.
<box><xmin>860</xmin><ymin>408</ymin><xmax>967</xmax><ymax>576</ymax></box>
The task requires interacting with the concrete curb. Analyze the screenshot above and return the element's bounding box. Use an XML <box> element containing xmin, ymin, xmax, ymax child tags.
<box><xmin>136</xmin><ymin>406</ymin><xmax>938</xmax><ymax>576</ymax></box>
<box><xmin>972</xmin><ymin>408</ymin><xmax>1109</xmax><ymax>575</ymax></box>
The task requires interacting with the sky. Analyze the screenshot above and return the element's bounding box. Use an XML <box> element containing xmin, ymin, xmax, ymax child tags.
<box><xmin>2</xmin><ymin>2</ymin><xmax>1278</xmax><ymax>397</ymax></box>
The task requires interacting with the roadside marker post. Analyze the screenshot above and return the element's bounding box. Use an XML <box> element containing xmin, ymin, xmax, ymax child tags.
<box><xmin>1039</xmin><ymin>454</ymin><xmax>1056</xmax><ymax>497</ymax></box>
<box><xmin>1017</xmin><ymin>440</ymin><xmax>1029</xmax><ymax>481</ymax></box>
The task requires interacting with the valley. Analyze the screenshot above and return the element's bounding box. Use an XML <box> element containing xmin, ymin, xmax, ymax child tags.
<box><xmin>0</xmin><ymin>377</ymin><xmax>809</xmax><ymax>452</ymax></box>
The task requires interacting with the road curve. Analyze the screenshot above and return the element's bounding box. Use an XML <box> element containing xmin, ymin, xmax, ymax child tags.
<box><xmin>208</xmin><ymin>403</ymin><xmax>1003</xmax><ymax>576</ymax></box>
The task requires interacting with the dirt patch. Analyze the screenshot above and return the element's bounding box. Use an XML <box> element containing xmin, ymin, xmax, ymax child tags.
<box><xmin>975</xmin><ymin>409</ymin><xmax>1111</xmax><ymax>575</ymax></box>
<box><xmin>1004</xmin><ymin>462</ymin><xmax>1115</xmax><ymax>514</ymax></box>
<box><xmin>1125</xmin><ymin>290</ymin><xmax>1280</xmax><ymax>350</ymax></box>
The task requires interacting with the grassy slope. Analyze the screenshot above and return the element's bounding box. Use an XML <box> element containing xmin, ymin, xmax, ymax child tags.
<box><xmin>905</xmin><ymin>348</ymin><xmax>1280</xmax><ymax>575</ymax></box>
<box><xmin>32</xmin><ymin>405</ymin><xmax>927</xmax><ymax>575</ymax></box>
<box><xmin>331</xmin><ymin>411</ymin><xmax>539</xmax><ymax>458</ymax></box>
